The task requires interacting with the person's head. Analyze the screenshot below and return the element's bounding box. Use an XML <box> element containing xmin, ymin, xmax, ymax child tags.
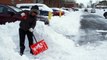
<box><xmin>30</xmin><ymin>5</ymin><xmax>39</xmax><ymax>16</ymax></box>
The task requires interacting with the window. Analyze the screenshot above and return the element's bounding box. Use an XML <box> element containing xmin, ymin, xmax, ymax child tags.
<box><xmin>20</xmin><ymin>6</ymin><xmax>30</xmax><ymax>9</ymax></box>
<box><xmin>0</xmin><ymin>6</ymin><xmax>8</xmax><ymax>13</ymax></box>
<box><xmin>0</xmin><ymin>6</ymin><xmax>4</xmax><ymax>13</ymax></box>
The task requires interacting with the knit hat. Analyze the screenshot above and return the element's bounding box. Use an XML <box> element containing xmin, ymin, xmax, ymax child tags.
<box><xmin>30</xmin><ymin>5</ymin><xmax>40</xmax><ymax>14</ymax></box>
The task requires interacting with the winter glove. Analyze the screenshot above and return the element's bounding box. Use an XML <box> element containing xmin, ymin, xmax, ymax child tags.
<box><xmin>21</xmin><ymin>12</ymin><xmax>26</xmax><ymax>16</ymax></box>
<box><xmin>29</xmin><ymin>28</ymin><xmax>34</xmax><ymax>32</ymax></box>
<box><xmin>21</xmin><ymin>12</ymin><xmax>27</xmax><ymax>20</ymax></box>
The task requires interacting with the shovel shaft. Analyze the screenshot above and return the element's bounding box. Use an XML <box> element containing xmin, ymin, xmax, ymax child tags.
<box><xmin>32</xmin><ymin>33</ymin><xmax>38</xmax><ymax>43</ymax></box>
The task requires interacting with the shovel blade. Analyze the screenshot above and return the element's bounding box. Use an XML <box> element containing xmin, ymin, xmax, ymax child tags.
<box><xmin>31</xmin><ymin>39</ymin><xmax>48</xmax><ymax>55</ymax></box>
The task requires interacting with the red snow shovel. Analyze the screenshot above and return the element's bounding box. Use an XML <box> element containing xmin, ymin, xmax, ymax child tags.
<box><xmin>30</xmin><ymin>33</ymin><xmax>48</xmax><ymax>55</ymax></box>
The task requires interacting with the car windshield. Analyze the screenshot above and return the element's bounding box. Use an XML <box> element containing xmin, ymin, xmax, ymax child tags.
<box><xmin>9</xmin><ymin>6</ymin><xmax>22</xmax><ymax>12</ymax></box>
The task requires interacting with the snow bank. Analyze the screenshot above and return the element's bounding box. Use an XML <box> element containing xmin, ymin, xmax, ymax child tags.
<box><xmin>50</xmin><ymin>11</ymin><xmax>82</xmax><ymax>35</ymax></box>
<box><xmin>0</xmin><ymin>22</ymin><xmax>31</xmax><ymax>60</ymax></box>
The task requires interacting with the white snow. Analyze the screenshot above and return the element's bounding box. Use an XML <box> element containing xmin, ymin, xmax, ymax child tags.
<box><xmin>0</xmin><ymin>8</ymin><xmax>107</xmax><ymax>60</ymax></box>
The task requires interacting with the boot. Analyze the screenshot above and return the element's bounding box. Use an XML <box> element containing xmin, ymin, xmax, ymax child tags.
<box><xmin>20</xmin><ymin>52</ymin><xmax>23</xmax><ymax>56</ymax></box>
<box><xmin>20</xmin><ymin>47</ymin><xmax>25</xmax><ymax>56</ymax></box>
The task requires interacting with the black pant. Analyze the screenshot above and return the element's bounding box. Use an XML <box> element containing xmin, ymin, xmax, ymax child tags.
<box><xmin>19</xmin><ymin>28</ymin><xmax>33</xmax><ymax>54</ymax></box>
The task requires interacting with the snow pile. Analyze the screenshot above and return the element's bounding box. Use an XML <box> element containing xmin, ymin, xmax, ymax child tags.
<box><xmin>50</xmin><ymin>11</ymin><xmax>82</xmax><ymax>35</ymax></box>
<box><xmin>33</xmin><ymin>21</ymin><xmax>75</xmax><ymax>60</ymax></box>
<box><xmin>0</xmin><ymin>22</ymin><xmax>31</xmax><ymax>60</ymax></box>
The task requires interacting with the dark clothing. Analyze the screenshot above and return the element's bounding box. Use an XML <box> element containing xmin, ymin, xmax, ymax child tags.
<box><xmin>19</xmin><ymin>28</ymin><xmax>33</xmax><ymax>54</ymax></box>
<box><xmin>20</xmin><ymin>14</ymin><xmax>37</xmax><ymax>31</ymax></box>
<box><xmin>19</xmin><ymin>12</ymin><xmax>37</xmax><ymax>55</ymax></box>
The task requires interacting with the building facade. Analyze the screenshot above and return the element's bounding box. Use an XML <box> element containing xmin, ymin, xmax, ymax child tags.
<box><xmin>0</xmin><ymin>0</ymin><xmax>77</xmax><ymax>8</ymax></box>
<box><xmin>0</xmin><ymin>0</ymin><xmax>33</xmax><ymax>5</ymax></box>
<box><xmin>43</xmin><ymin>0</ymin><xmax>77</xmax><ymax>8</ymax></box>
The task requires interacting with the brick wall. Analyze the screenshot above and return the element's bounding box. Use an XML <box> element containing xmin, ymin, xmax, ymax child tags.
<box><xmin>0</xmin><ymin>0</ymin><xmax>11</xmax><ymax>5</ymax></box>
<box><xmin>0</xmin><ymin>0</ymin><xmax>33</xmax><ymax>5</ymax></box>
<box><xmin>44</xmin><ymin>0</ymin><xmax>61</xmax><ymax>7</ymax></box>
<box><xmin>0</xmin><ymin>0</ymin><xmax>77</xmax><ymax>7</ymax></box>
<box><xmin>43</xmin><ymin>0</ymin><xmax>76</xmax><ymax>8</ymax></box>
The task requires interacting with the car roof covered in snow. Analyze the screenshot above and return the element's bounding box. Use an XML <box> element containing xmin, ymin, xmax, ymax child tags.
<box><xmin>16</xmin><ymin>3</ymin><xmax>53</xmax><ymax>12</ymax></box>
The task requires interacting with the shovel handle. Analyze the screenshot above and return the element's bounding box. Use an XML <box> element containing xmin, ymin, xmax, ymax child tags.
<box><xmin>32</xmin><ymin>33</ymin><xmax>38</xmax><ymax>43</ymax></box>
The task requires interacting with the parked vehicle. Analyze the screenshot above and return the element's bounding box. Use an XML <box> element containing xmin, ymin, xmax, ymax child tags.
<box><xmin>72</xmin><ymin>8</ymin><xmax>79</xmax><ymax>11</ymax></box>
<box><xmin>16</xmin><ymin>3</ymin><xmax>53</xmax><ymax>16</ymax></box>
<box><xmin>51</xmin><ymin>8</ymin><xmax>65</xmax><ymax>16</ymax></box>
<box><xmin>0</xmin><ymin>4</ymin><xmax>49</xmax><ymax>25</ymax></box>
<box><xmin>16</xmin><ymin>3</ymin><xmax>52</xmax><ymax>25</ymax></box>
<box><xmin>80</xmin><ymin>14</ymin><xmax>107</xmax><ymax>30</ymax></box>
<box><xmin>0</xmin><ymin>4</ymin><xmax>23</xmax><ymax>24</ymax></box>
<box><xmin>76</xmin><ymin>14</ymin><xmax>107</xmax><ymax>45</ymax></box>
<box><xmin>61</xmin><ymin>7</ymin><xmax>71</xmax><ymax>11</ymax></box>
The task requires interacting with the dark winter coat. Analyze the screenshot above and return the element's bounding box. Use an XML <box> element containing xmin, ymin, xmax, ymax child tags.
<box><xmin>19</xmin><ymin>12</ymin><xmax>37</xmax><ymax>31</ymax></box>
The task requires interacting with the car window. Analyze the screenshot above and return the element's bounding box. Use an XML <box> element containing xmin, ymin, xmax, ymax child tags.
<box><xmin>0</xmin><ymin>5</ymin><xmax>17</xmax><ymax>14</ymax></box>
<box><xmin>9</xmin><ymin>6</ymin><xmax>22</xmax><ymax>12</ymax></box>
<box><xmin>0</xmin><ymin>6</ymin><xmax>4</xmax><ymax>13</ymax></box>
<box><xmin>20</xmin><ymin>6</ymin><xmax>30</xmax><ymax>9</ymax></box>
<box><xmin>0</xmin><ymin>6</ymin><xmax>8</xmax><ymax>13</ymax></box>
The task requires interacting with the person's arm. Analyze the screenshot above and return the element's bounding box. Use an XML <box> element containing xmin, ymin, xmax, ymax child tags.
<box><xmin>29</xmin><ymin>18</ymin><xmax>37</xmax><ymax>32</ymax></box>
<box><xmin>19</xmin><ymin>10</ymin><xmax>30</xmax><ymax>20</ymax></box>
<box><xmin>31</xmin><ymin>19</ymin><xmax>36</xmax><ymax>29</ymax></box>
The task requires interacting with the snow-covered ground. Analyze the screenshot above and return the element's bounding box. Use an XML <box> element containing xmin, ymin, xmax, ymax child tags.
<box><xmin>0</xmin><ymin>8</ymin><xmax>107</xmax><ymax>60</ymax></box>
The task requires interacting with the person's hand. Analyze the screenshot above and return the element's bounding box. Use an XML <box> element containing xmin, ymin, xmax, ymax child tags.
<box><xmin>20</xmin><ymin>12</ymin><xmax>27</xmax><ymax>20</ymax></box>
<box><xmin>29</xmin><ymin>28</ymin><xmax>34</xmax><ymax>32</ymax></box>
<box><xmin>21</xmin><ymin>12</ymin><xmax>26</xmax><ymax>17</ymax></box>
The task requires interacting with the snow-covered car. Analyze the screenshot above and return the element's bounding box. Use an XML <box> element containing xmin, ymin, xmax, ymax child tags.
<box><xmin>16</xmin><ymin>3</ymin><xmax>52</xmax><ymax>25</ymax></box>
<box><xmin>80</xmin><ymin>14</ymin><xmax>107</xmax><ymax>30</ymax></box>
<box><xmin>75</xmin><ymin>14</ymin><xmax>107</xmax><ymax>45</ymax></box>
<box><xmin>61</xmin><ymin>7</ymin><xmax>71</xmax><ymax>11</ymax></box>
<box><xmin>16</xmin><ymin>3</ymin><xmax>53</xmax><ymax>16</ymax></box>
